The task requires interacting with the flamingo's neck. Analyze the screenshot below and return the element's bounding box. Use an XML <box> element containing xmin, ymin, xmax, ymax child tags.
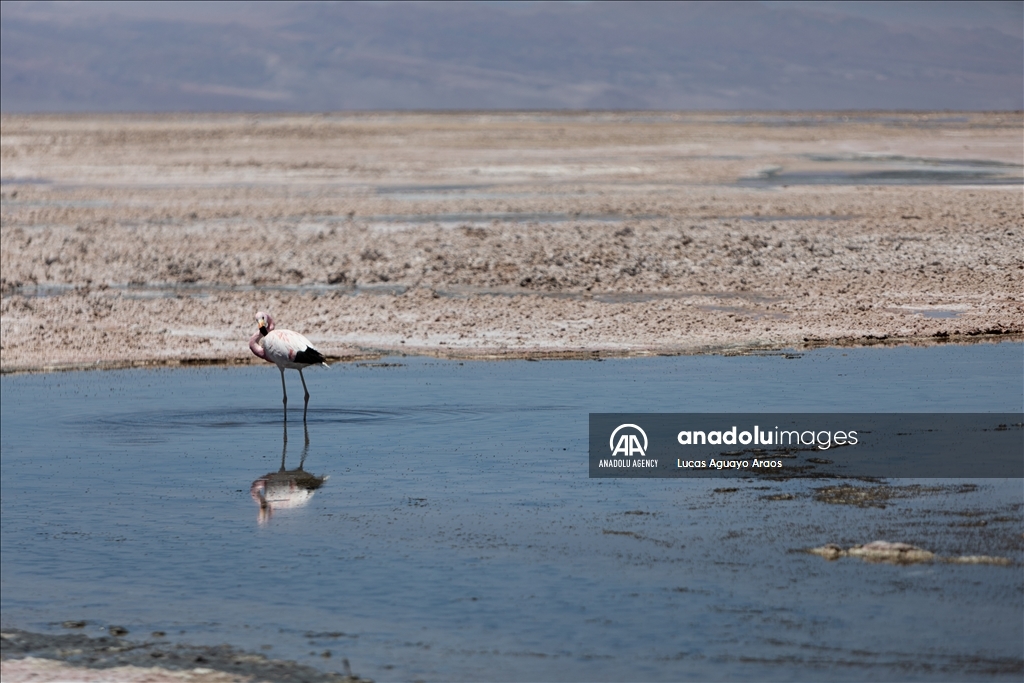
<box><xmin>249</xmin><ymin>330</ymin><xmax>267</xmax><ymax>360</ymax></box>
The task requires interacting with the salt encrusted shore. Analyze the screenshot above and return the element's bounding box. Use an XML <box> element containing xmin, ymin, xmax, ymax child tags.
<box><xmin>2</xmin><ymin>112</ymin><xmax>1021</xmax><ymax>372</ymax></box>
<box><xmin>0</xmin><ymin>628</ymin><xmax>367</xmax><ymax>683</ymax></box>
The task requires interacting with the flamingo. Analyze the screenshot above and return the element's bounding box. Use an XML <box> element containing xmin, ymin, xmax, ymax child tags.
<box><xmin>249</xmin><ymin>311</ymin><xmax>328</xmax><ymax>412</ymax></box>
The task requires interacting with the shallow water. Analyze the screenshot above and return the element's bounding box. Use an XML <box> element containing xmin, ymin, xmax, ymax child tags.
<box><xmin>359</xmin><ymin>212</ymin><xmax>661</xmax><ymax>225</ymax></box>
<box><xmin>7</xmin><ymin>282</ymin><xmax>780</xmax><ymax>305</ymax></box>
<box><xmin>2</xmin><ymin>343</ymin><xmax>1022</xmax><ymax>681</ymax></box>
<box><xmin>740</xmin><ymin>155</ymin><xmax>1022</xmax><ymax>187</ymax></box>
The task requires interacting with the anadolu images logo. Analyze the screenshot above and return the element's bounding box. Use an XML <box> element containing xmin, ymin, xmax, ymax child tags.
<box><xmin>610</xmin><ymin>424</ymin><xmax>648</xmax><ymax>457</ymax></box>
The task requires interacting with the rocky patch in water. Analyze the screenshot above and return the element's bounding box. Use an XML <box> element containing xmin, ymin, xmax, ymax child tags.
<box><xmin>808</xmin><ymin>540</ymin><xmax>1012</xmax><ymax>565</ymax></box>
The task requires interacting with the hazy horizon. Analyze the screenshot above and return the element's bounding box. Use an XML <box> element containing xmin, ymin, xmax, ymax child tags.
<box><xmin>2</xmin><ymin>1</ymin><xmax>1021</xmax><ymax>113</ymax></box>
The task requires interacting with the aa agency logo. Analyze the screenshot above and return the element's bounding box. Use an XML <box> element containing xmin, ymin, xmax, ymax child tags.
<box><xmin>610</xmin><ymin>424</ymin><xmax>648</xmax><ymax>457</ymax></box>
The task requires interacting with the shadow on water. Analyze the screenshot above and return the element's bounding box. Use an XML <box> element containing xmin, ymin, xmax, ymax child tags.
<box><xmin>250</xmin><ymin>418</ymin><xmax>328</xmax><ymax>525</ymax></box>
<box><xmin>82</xmin><ymin>403</ymin><xmax>547</xmax><ymax>438</ymax></box>
<box><xmin>82</xmin><ymin>407</ymin><xmax>402</xmax><ymax>441</ymax></box>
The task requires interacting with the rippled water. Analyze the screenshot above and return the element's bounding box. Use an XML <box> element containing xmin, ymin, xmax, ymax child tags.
<box><xmin>2</xmin><ymin>343</ymin><xmax>1022</xmax><ymax>681</ymax></box>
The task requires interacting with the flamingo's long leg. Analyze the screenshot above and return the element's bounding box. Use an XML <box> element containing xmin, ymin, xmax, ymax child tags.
<box><xmin>299</xmin><ymin>368</ymin><xmax>311</xmax><ymax>407</ymax></box>
<box><xmin>279</xmin><ymin>366</ymin><xmax>288</xmax><ymax>406</ymax></box>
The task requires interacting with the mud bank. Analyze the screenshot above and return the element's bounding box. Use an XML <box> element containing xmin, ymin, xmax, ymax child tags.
<box><xmin>2</xmin><ymin>111</ymin><xmax>1021</xmax><ymax>371</ymax></box>
<box><xmin>0</xmin><ymin>628</ymin><xmax>368</xmax><ymax>683</ymax></box>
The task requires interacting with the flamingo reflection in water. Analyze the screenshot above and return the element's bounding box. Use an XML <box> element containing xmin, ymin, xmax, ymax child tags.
<box><xmin>250</xmin><ymin>417</ymin><xmax>328</xmax><ymax>524</ymax></box>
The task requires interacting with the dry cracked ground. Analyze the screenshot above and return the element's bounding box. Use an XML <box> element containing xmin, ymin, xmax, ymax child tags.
<box><xmin>1</xmin><ymin>111</ymin><xmax>1022</xmax><ymax>371</ymax></box>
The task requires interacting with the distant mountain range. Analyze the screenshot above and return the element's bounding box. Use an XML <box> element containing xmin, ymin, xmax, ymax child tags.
<box><xmin>2</xmin><ymin>0</ymin><xmax>1021</xmax><ymax>112</ymax></box>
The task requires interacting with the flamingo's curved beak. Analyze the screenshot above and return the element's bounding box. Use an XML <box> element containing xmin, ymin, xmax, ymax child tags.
<box><xmin>257</xmin><ymin>317</ymin><xmax>268</xmax><ymax>336</ymax></box>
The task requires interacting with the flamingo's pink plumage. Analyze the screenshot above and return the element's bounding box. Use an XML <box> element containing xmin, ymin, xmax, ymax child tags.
<box><xmin>250</xmin><ymin>311</ymin><xmax>328</xmax><ymax>411</ymax></box>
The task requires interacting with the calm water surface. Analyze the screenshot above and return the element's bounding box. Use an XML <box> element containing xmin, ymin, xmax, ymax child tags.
<box><xmin>2</xmin><ymin>343</ymin><xmax>1022</xmax><ymax>681</ymax></box>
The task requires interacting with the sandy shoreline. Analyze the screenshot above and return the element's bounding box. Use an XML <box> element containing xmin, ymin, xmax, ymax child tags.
<box><xmin>1</xmin><ymin>628</ymin><xmax>366</xmax><ymax>683</ymax></box>
<box><xmin>2</xmin><ymin>111</ymin><xmax>1022</xmax><ymax>372</ymax></box>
